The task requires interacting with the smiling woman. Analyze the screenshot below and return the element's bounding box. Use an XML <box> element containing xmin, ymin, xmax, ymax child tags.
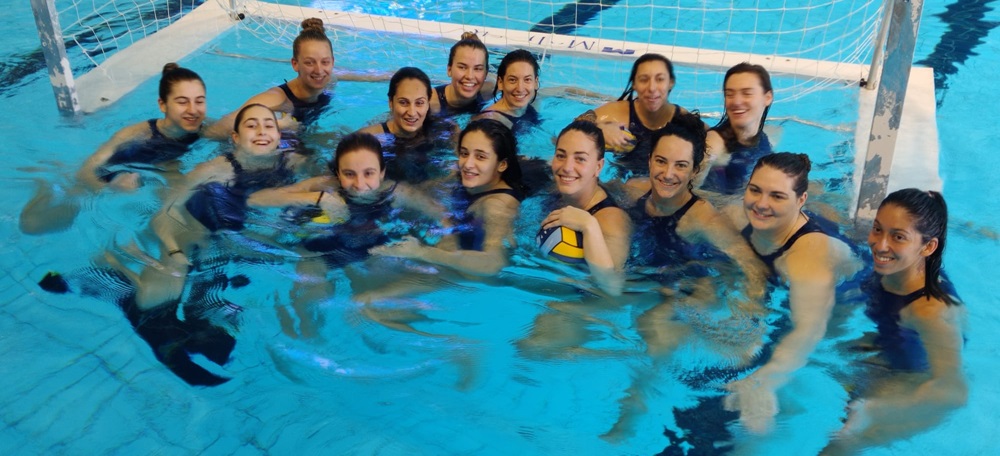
<box><xmin>129</xmin><ymin>103</ymin><xmax>295</xmax><ymax>310</ymax></box>
<box><xmin>359</xmin><ymin>67</ymin><xmax>433</xmax><ymax>140</ymax></box>
<box><xmin>370</xmin><ymin>118</ymin><xmax>525</xmax><ymax>277</ymax></box>
<box><xmin>577</xmin><ymin>53</ymin><xmax>699</xmax><ymax>178</ymax></box>
<box><xmin>700</xmin><ymin>62</ymin><xmax>775</xmax><ymax>195</ymax></box>
<box><xmin>474</xmin><ymin>49</ymin><xmax>542</xmax><ymax>131</ymax></box>
<box><xmin>19</xmin><ymin>63</ymin><xmax>207</xmax><ymax>234</ymax></box>
<box><xmin>431</xmin><ymin>32</ymin><xmax>494</xmax><ymax>117</ymax></box>
<box><xmin>544</xmin><ymin>119</ymin><xmax>632</xmax><ymax>295</ymax></box>
<box><xmin>726</xmin><ymin>152</ymin><xmax>862</xmax><ymax>434</ymax></box>
<box><xmin>202</xmin><ymin>18</ymin><xmax>342</xmax><ymax>139</ymax></box>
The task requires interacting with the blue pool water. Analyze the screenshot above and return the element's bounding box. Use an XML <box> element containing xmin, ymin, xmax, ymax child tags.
<box><xmin>1</xmin><ymin>1</ymin><xmax>998</xmax><ymax>455</ymax></box>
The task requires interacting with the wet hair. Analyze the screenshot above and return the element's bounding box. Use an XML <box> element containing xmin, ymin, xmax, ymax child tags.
<box><xmin>159</xmin><ymin>63</ymin><xmax>204</xmax><ymax>102</ymax></box>
<box><xmin>713</xmin><ymin>62</ymin><xmax>773</xmax><ymax>143</ymax></box>
<box><xmin>388</xmin><ymin>66</ymin><xmax>433</xmax><ymax>100</ymax></box>
<box><xmin>459</xmin><ymin>118</ymin><xmax>524</xmax><ymax>194</ymax></box>
<box><xmin>492</xmin><ymin>49</ymin><xmax>540</xmax><ymax>102</ymax></box>
<box><xmin>750</xmin><ymin>152</ymin><xmax>810</xmax><ymax>197</ymax></box>
<box><xmin>292</xmin><ymin>18</ymin><xmax>333</xmax><ymax>60</ymax></box>
<box><xmin>557</xmin><ymin>120</ymin><xmax>606</xmax><ymax>158</ymax></box>
<box><xmin>330</xmin><ymin>131</ymin><xmax>385</xmax><ymax>173</ymax></box>
<box><xmin>879</xmin><ymin>188</ymin><xmax>956</xmax><ymax>305</ymax></box>
<box><xmin>232</xmin><ymin>103</ymin><xmax>277</xmax><ymax>133</ymax></box>
<box><xmin>649</xmin><ymin>112</ymin><xmax>707</xmax><ymax>188</ymax></box>
<box><xmin>618</xmin><ymin>53</ymin><xmax>676</xmax><ymax>101</ymax></box>
<box><xmin>448</xmin><ymin>32</ymin><xmax>489</xmax><ymax>69</ymax></box>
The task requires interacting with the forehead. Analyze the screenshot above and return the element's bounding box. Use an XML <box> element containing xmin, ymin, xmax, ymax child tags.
<box><xmin>297</xmin><ymin>40</ymin><xmax>333</xmax><ymax>58</ymax></box>
<box><xmin>748</xmin><ymin>165</ymin><xmax>795</xmax><ymax>192</ymax></box>
<box><xmin>461</xmin><ymin>130</ymin><xmax>495</xmax><ymax>151</ymax></box>
<box><xmin>167</xmin><ymin>79</ymin><xmax>205</xmax><ymax>98</ymax></box>
<box><xmin>240</xmin><ymin>106</ymin><xmax>274</xmax><ymax>121</ymax></box>
<box><xmin>504</xmin><ymin>61</ymin><xmax>536</xmax><ymax>77</ymax></box>
<box><xmin>652</xmin><ymin>135</ymin><xmax>693</xmax><ymax>160</ymax></box>
<box><xmin>338</xmin><ymin>148</ymin><xmax>381</xmax><ymax>167</ymax></box>
<box><xmin>875</xmin><ymin>203</ymin><xmax>918</xmax><ymax>229</ymax></box>
<box><xmin>557</xmin><ymin>130</ymin><xmax>599</xmax><ymax>156</ymax></box>
<box><xmin>453</xmin><ymin>46</ymin><xmax>486</xmax><ymax>64</ymax></box>
<box><xmin>725</xmin><ymin>72</ymin><xmax>764</xmax><ymax>90</ymax></box>
<box><xmin>394</xmin><ymin>78</ymin><xmax>429</xmax><ymax>97</ymax></box>
<box><xmin>636</xmin><ymin>60</ymin><xmax>668</xmax><ymax>76</ymax></box>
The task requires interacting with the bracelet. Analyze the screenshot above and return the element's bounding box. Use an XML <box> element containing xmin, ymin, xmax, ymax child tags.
<box><xmin>168</xmin><ymin>249</ymin><xmax>183</xmax><ymax>257</ymax></box>
<box><xmin>315</xmin><ymin>190</ymin><xmax>326</xmax><ymax>205</ymax></box>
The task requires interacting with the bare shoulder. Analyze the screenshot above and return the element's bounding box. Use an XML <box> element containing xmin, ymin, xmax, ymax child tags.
<box><xmin>594</xmin><ymin>100</ymin><xmax>628</xmax><ymax>121</ymax></box>
<box><xmin>247</xmin><ymin>87</ymin><xmax>292</xmax><ymax>112</ymax></box>
<box><xmin>623</xmin><ymin>178</ymin><xmax>651</xmax><ymax>203</ymax></box>
<box><xmin>474</xmin><ymin>191</ymin><xmax>521</xmax><ymax>217</ymax></box>
<box><xmin>906</xmin><ymin>295</ymin><xmax>961</xmax><ymax>323</ymax></box>
<box><xmin>678</xmin><ymin>198</ymin><xmax>728</xmax><ymax>238</ymax></box>
<box><xmin>594</xmin><ymin>205</ymin><xmax>631</xmax><ymax>233</ymax></box>
<box><xmin>357</xmin><ymin>123</ymin><xmax>383</xmax><ymax>135</ymax></box>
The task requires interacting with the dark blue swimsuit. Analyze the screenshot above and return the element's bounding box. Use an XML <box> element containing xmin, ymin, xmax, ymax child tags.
<box><xmin>278</xmin><ymin>83</ymin><xmax>332</xmax><ymax>125</ymax></box>
<box><xmin>702</xmin><ymin>128</ymin><xmax>773</xmax><ymax>195</ymax></box>
<box><xmin>379</xmin><ymin>120</ymin><xmax>455</xmax><ymax>184</ymax></box>
<box><xmin>434</xmin><ymin>84</ymin><xmax>487</xmax><ymax>117</ymax></box>
<box><xmin>303</xmin><ymin>184</ymin><xmax>399</xmax><ymax>267</ymax></box>
<box><xmin>741</xmin><ymin>214</ymin><xmax>826</xmax><ymax>276</ymax></box>
<box><xmin>97</xmin><ymin>119</ymin><xmax>200</xmax><ymax>182</ymax></box>
<box><xmin>480</xmin><ymin>105</ymin><xmax>541</xmax><ymax>135</ymax></box>
<box><xmin>861</xmin><ymin>274</ymin><xmax>959</xmax><ymax>372</ymax></box>
<box><xmin>629</xmin><ymin>192</ymin><xmax>719</xmax><ymax>266</ymax></box>
<box><xmin>185</xmin><ymin>152</ymin><xmax>294</xmax><ymax>232</ymax></box>
<box><xmin>609</xmin><ymin>101</ymin><xmax>693</xmax><ymax>179</ymax></box>
<box><xmin>452</xmin><ymin>186</ymin><xmax>524</xmax><ymax>251</ymax></box>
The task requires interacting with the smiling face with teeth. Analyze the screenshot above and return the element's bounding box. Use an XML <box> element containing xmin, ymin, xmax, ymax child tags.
<box><xmin>388</xmin><ymin>77</ymin><xmax>430</xmax><ymax>138</ymax></box>
<box><xmin>648</xmin><ymin>134</ymin><xmax>696</xmax><ymax>202</ymax></box>
<box><xmin>743</xmin><ymin>165</ymin><xmax>806</xmax><ymax>233</ymax></box>
<box><xmin>552</xmin><ymin>129</ymin><xmax>604</xmax><ymax>201</ymax></box>
<box><xmin>458</xmin><ymin>129</ymin><xmax>507</xmax><ymax>193</ymax></box>
<box><xmin>869</xmin><ymin>203</ymin><xmax>938</xmax><ymax>279</ymax></box>
<box><xmin>497</xmin><ymin>61</ymin><xmax>538</xmax><ymax>110</ymax></box>
<box><xmin>632</xmin><ymin>60</ymin><xmax>674</xmax><ymax>115</ymax></box>
<box><xmin>447</xmin><ymin>46</ymin><xmax>488</xmax><ymax>100</ymax></box>
<box><xmin>231</xmin><ymin>104</ymin><xmax>280</xmax><ymax>157</ymax></box>
<box><xmin>158</xmin><ymin>79</ymin><xmax>206</xmax><ymax>136</ymax></box>
<box><xmin>291</xmin><ymin>39</ymin><xmax>334</xmax><ymax>93</ymax></box>
<box><xmin>724</xmin><ymin>71</ymin><xmax>772</xmax><ymax>133</ymax></box>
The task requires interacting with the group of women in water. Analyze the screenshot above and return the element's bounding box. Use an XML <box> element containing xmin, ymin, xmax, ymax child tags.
<box><xmin>24</xmin><ymin>17</ymin><xmax>965</xmax><ymax>453</ymax></box>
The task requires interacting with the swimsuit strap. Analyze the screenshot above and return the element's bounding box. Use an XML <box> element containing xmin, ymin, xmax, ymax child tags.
<box><xmin>223</xmin><ymin>152</ymin><xmax>243</xmax><ymax>176</ymax></box>
<box><xmin>482</xmin><ymin>109</ymin><xmax>519</xmax><ymax>123</ymax></box>
<box><xmin>435</xmin><ymin>85</ymin><xmax>449</xmax><ymax>109</ymax></box>
<box><xmin>632</xmin><ymin>191</ymin><xmax>698</xmax><ymax>226</ymax></box>
<box><xmin>381</xmin><ymin>122</ymin><xmax>391</xmax><ymax>135</ymax></box>
<box><xmin>468</xmin><ymin>187</ymin><xmax>524</xmax><ymax>205</ymax></box>
<box><xmin>147</xmin><ymin>118</ymin><xmax>200</xmax><ymax>144</ymax></box>
<box><xmin>742</xmin><ymin>213</ymin><xmax>825</xmax><ymax>270</ymax></box>
<box><xmin>147</xmin><ymin>119</ymin><xmax>164</xmax><ymax>140</ymax></box>
<box><xmin>278</xmin><ymin>83</ymin><xmax>301</xmax><ymax>105</ymax></box>
<box><xmin>587</xmin><ymin>195</ymin><xmax>619</xmax><ymax>215</ymax></box>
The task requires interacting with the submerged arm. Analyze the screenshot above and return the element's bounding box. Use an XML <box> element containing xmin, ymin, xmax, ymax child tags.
<box><xmin>76</xmin><ymin>121</ymin><xmax>150</xmax><ymax>191</ymax></box>
<box><xmin>724</xmin><ymin>234</ymin><xmax>839</xmax><ymax>433</ymax></box>
<box><xmin>828</xmin><ymin>299</ymin><xmax>966</xmax><ymax>452</ymax></box>
<box><xmin>372</xmin><ymin>195</ymin><xmax>519</xmax><ymax>277</ymax></box>
<box><xmin>683</xmin><ymin>201</ymin><xmax>768</xmax><ymax>311</ymax></box>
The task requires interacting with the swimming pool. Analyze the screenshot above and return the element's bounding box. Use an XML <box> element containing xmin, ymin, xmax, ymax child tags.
<box><xmin>2</xmin><ymin>1</ymin><xmax>998</xmax><ymax>455</ymax></box>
